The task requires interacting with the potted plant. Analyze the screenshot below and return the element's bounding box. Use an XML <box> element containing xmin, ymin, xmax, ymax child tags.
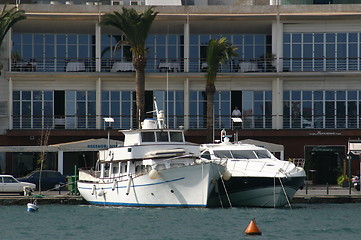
<box><xmin>337</xmin><ymin>175</ymin><xmax>349</xmax><ymax>188</ymax></box>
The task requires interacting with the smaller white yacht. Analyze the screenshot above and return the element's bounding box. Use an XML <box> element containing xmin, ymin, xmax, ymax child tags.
<box><xmin>201</xmin><ymin>131</ymin><xmax>306</xmax><ymax>208</ymax></box>
<box><xmin>77</xmin><ymin>100</ymin><xmax>225</xmax><ymax>207</ymax></box>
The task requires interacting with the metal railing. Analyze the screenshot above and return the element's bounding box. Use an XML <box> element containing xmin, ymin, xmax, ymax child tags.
<box><xmin>11</xmin><ymin>57</ymin><xmax>361</xmax><ymax>74</ymax></box>
<box><xmin>280</xmin><ymin>0</ymin><xmax>361</xmax><ymax>5</ymax></box>
<box><xmin>10</xmin><ymin>0</ymin><xmax>361</xmax><ymax>5</ymax></box>
<box><xmin>10</xmin><ymin>114</ymin><xmax>361</xmax><ymax>130</ymax></box>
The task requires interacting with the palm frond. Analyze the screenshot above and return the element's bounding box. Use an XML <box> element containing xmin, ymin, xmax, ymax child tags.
<box><xmin>0</xmin><ymin>5</ymin><xmax>26</xmax><ymax>47</ymax></box>
<box><xmin>206</xmin><ymin>37</ymin><xmax>238</xmax><ymax>84</ymax></box>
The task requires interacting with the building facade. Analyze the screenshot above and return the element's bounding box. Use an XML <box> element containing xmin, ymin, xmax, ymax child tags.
<box><xmin>1</xmin><ymin>0</ymin><xmax>361</xmax><ymax>183</ymax></box>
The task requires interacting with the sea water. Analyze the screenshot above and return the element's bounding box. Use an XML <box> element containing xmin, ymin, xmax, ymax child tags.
<box><xmin>0</xmin><ymin>203</ymin><xmax>358</xmax><ymax>240</ymax></box>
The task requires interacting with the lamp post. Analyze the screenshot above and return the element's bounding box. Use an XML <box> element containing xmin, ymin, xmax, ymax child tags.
<box><xmin>103</xmin><ymin>117</ymin><xmax>114</xmax><ymax>148</ymax></box>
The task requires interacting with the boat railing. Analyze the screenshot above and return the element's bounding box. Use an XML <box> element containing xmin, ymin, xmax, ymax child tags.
<box><xmin>289</xmin><ymin>158</ymin><xmax>305</xmax><ymax>168</ymax></box>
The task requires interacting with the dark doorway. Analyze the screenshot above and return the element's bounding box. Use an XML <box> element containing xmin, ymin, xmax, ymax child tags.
<box><xmin>305</xmin><ymin>145</ymin><xmax>345</xmax><ymax>184</ymax></box>
<box><xmin>63</xmin><ymin>152</ymin><xmax>96</xmax><ymax>176</ymax></box>
<box><xmin>231</xmin><ymin>91</ymin><xmax>242</xmax><ymax>111</ymax></box>
<box><xmin>54</xmin><ymin>91</ymin><xmax>65</xmax><ymax>116</ymax></box>
<box><xmin>145</xmin><ymin>91</ymin><xmax>154</xmax><ymax>118</ymax></box>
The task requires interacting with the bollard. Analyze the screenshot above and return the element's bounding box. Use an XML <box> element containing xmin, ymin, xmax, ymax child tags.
<box><xmin>305</xmin><ymin>182</ymin><xmax>308</xmax><ymax>195</ymax></box>
<box><xmin>326</xmin><ymin>182</ymin><xmax>329</xmax><ymax>195</ymax></box>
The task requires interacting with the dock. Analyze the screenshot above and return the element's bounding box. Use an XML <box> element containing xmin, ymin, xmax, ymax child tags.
<box><xmin>0</xmin><ymin>191</ymin><xmax>87</xmax><ymax>205</ymax></box>
<box><xmin>292</xmin><ymin>184</ymin><xmax>361</xmax><ymax>204</ymax></box>
<box><xmin>1</xmin><ymin>185</ymin><xmax>361</xmax><ymax>205</ymax></box>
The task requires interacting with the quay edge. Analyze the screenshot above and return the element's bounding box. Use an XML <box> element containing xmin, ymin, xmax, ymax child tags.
<box><xmin>0</xmin><ymin>195</ymin><xmax>87</xmax><ymax>205</ymax></box>
<box><xmin>292</xmin><ymin>195</ymin><xmax>361</xmax><ymax>204</ymax></box>
<box><xmin>2</xmin><ymin>194</ymin><xmax>361</xmax><ymax>206</ymax></box>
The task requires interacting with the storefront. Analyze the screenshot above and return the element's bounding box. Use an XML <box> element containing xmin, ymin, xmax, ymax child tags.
<box><xmin>0</xmin><ymin>138</ymin><xmax>123</xmax><ymax>176</ymax></box>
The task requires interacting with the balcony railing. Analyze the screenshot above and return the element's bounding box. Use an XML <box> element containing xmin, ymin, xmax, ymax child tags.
<box><xmin>10</xmin><ymin>57</ymin><xmax>361</xmax><ymax>73</ymax></box>
<box><xmin>280</xmin><ymin>0</ymin><xmax>361</xmax><ymax>5</ymax></box>
<box><xmin>11</xmin><ymin>114</ymin><xmax>361</xmax><ymax>130</ymax></box>
<box><xmin>8</xmin><ymin>0</ymin><xmax>361</xmax><ymax>5</ymax></box>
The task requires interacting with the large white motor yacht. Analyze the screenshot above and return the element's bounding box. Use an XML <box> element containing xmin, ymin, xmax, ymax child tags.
<box><xmin>77</xmin><ymin>101</ymin><xmax>225</xmax><ymax>207</ymax></box>
<box><xmin>200</xmin><ymin>132</ymin><xmax>306</xmax><ymax>208</ymax></box>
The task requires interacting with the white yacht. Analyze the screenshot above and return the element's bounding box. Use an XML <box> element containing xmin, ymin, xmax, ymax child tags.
<box><xmin>77</xmin><ymin>102</ymin><xmax>225</xmax><ymax>207</ymax></box>
<box><xmin>200</xmin><ymin>133</ymin><xmax>306</xmax><ymax>208</ymax></box>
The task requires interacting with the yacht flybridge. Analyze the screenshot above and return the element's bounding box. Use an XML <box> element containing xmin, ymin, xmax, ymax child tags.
<box><xmin>201</xmin><ymin>131</ymin><xmax>306</xmax><ymax>208</ymax></box>
<box><xmin>77</xmin><ymin>101</ymin><xmax>225</xmax><ymax>207</ymax></box>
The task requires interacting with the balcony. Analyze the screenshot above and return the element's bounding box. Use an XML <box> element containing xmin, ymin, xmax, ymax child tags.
<box><xmin>279</xmin><ymin>0</ymin><xmax>361</xmax><ymax>5</ymax></box>
<box><xmin>11</xmin><ymin>114</ymin><xmax>361</xmax><ymax>130</ymax></box>
<box><xmin>9</xmin><ymin>57</ymin><xmax>361</xmax><ymax>73</ymax></box>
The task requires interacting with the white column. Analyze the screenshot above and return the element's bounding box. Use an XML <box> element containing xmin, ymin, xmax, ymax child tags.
<box><xmin>184</xmin><ymin>15</ymin><xmax>190</xmax><ymax>73</ymax></box>
<box><xmin>184</xmin><ymin>78</ymin><xmax>190</xmax><ymax>130</ymax></box>
<box><xmin>272</xmin><ymin>78</ymin><xmax>283</xmax><ymax>130</ymax></box>
<box><xmin>95</xmin><ymin>23</ymin><xmax>101</xmax><ymax>72</ymax></box>
<box><xmin>96</xmin><ymin>77</ymin><xmax>102</xmax><ymax>129</ymax></box>
<box><xmin>272</xmin><ymin>15</ymin><xmax>283</xmax><ymax>72</ymax></box>
<box><xmin>57</xmin><ymin>150</ymin><xmax>64</xmax><ymax>174</ymax></box>
<box><xmin>8</xmin><ymin>78</ymin><xmax>13</xmax><ymax>130</ymax></box>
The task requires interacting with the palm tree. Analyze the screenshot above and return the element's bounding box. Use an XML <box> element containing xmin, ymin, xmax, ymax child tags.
<box><xmin>100</xmin><ymin>7</ymin><xmax>158</xmax><ymax>128</ymax></box>
<box><xmin>205</xmin><ymin>37</ymin><xmax>237</xmax><ymax>143</ymax></box>
<box><xmin>0</xmin><ymin>5</ymin><xmax>25</xmax><ymax>71</ymax></box>
<box><xmin>0</xmin><ymin>5</ymin><xmax>26</xmax><ymax>47</ymax></box>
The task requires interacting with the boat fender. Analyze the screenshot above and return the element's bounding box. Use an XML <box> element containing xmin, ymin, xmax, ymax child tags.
<box><xmin>98</xmin><ymin>189</ymin><xmax>105</xmax><ymax>197</ymax></box>
<box><xmin>112</xmin><ymin>180</ymin><xmax>117</xmax><ymax>191</ymax></box>
<box><xmin>222</xmin><ymin>170</ymin><xmax>232</xmax><ymax>181</ymax></box>
<box><xmin>91</xmin><ymin>185</ymin><xmax>96</xmax><ymax>195</ymax></box>
<box><xmin>149</xmin><ymin>169</ymin><xmax>159</xmax><ymax>179</ymax></box>
<box><xmin>126</xmin><ymin>177</ymin><xmax>132</xmax><ymax>195</ymax></box>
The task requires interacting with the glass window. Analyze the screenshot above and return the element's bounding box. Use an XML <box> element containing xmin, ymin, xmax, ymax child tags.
<box><xmin>214</xmin><ymin>150</ymin><xmax>232</xmax><ymax>159</ymax></box>
<box><xmin>141</xmin><ymin>132</ymin><xmax>155</xmax><ymax>142</ymax></box>
<box><xmin>201</xmin><ymin>151</ymin><xmax>211</xmax><ymax>160</ymax></box>
<box><xmin>231</xmin><ymin>150</ymin><xmax>257</xmax><ymax>159</ymax></box>
<box><xmin>156</xmin><ymin>132</ymin><xmax>169</xmax><ymax>142</ymax></box>
<box><xmin>170</xmin><ymin>132</ymin><xmax>183</xmax><ymax>142</ymax></box>
<box><xmin>254</xmin><ymin>150</ymin><xmax>272</xmax><ymax>159</ymax></box>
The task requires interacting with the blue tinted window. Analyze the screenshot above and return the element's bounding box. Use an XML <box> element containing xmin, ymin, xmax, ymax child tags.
<box><xmin>303</xmin><ymin>91</ymin><xmax>312</xmax><ymax>100</ymax></box>
<box><xmin>22</xmin><ymin>91</ymin><xmax>31</xmax><ymax>100</ymax></box>
<box><xmin>283</xmin><ymin>34</ymin><xmax>290</xmax><ymax>43</ymax></box>
<box><xmin>325</xmin><ymin>91</ymin><xmax>335</xmax><ymax>100</ymax></box>
<box><xmin>13</xmin><ymin>91</ymin><xmax>20</xmax><ymax>100</ymax></box>
<box><xmin>336</xmin><ymin>91</ymin><xmax>346</xmax><ymax>100</ymax></box>
<box><xmin>102</xmin><ymin>91</ymin><xmax>109</xmax><ymax>101</ymax></box>
<box><xmin>314</xmin><ymin>33</ymin><xmax>324</xmax><ymax>43</ymax></box>
<box><xmin>348</xmin><ymin>91</ymin><xmax>357</xmax><ymax>100</ymax></box>
<box><xmin>314</xmin><ymin>91</ymin><xmax>323</xmax><ymax>100</ymax></box>
<box><xmin>291</xmin><ymin>91</ymin><xmax>301</xmax><ymax>100</ymax></box>
<box><xmin>292</xmin><ymin>34</ymin><xmax>302</xmax><ymax>43</ymax></box>
<box><xmin>303</xmin><ymin>34</ymin><xmax>312</xmax><ymax>43</ymax></box>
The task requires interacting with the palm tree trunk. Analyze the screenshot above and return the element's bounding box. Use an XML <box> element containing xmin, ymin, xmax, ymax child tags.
<box><xmin>206</xmin><ymin>83</ymin><xmax>216</xmax><ymax>143</ymax></box>
<box><xmin>135</xmin><ymin>68</ymin><xmax>145</xmax><ymax>129</ymax></box>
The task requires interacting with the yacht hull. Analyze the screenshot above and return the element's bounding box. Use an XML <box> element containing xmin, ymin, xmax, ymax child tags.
<box><xmin>208</xmin><ymin>175</ymin><xmax>305</xmax><ymax>208</ymax></box>
<box><xmin>78</xmin><ymin>162</ymin><xmax>223</xmax><ymax>208</ymax></box>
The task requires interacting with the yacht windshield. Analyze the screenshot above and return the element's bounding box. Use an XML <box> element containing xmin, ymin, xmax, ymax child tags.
<box><xmin>214</xmin><ymin>150</ymin><xmax>232</xmax><ymax>158</ymax></box>
<box><xmin>231</xmin><ymin>150</ymin><xmax>257</xmax><ymax>159</ymax></box>
<box><xmin>254</xmin><ymin>150</ymin><xmax>272</xmax><ymax>159</ymax></box>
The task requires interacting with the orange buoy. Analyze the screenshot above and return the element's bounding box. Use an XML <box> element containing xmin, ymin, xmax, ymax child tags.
<box><xmin>244</xmin><ymin>218</ymin><xmax>262</xmax><ymax>235</ymax></box>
